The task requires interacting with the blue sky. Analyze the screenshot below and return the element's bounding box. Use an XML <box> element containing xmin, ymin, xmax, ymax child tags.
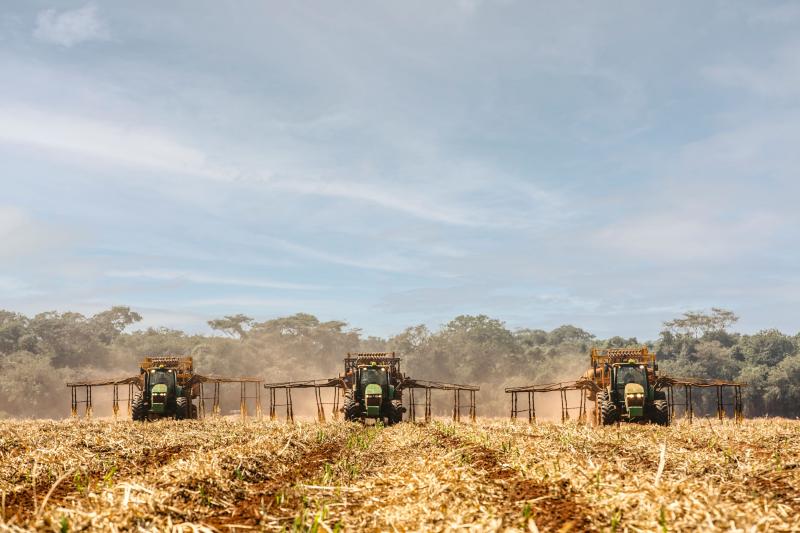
<box><xmin>1</xmin><ymin>1</ymin><xmax>799</xmax><ymax>339</ymax></box>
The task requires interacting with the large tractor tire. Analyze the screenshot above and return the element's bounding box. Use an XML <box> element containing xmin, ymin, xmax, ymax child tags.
<box><xmin>650</xmin><ymin>399</ymin><xmax>670</xmax><ymax>426</ymax></box>
<box><xmin>175</xmin><ymin>397</ymin><xmax>189</xmax><ymax>420</ymax></box>
<box><xmin>387</xmin><ymin>399</ymin><xmax>404</xmax><ymax>425</ymax></box>
<box><xmin>598</xmin><ymin>391</ymin><xmax>618</xmax><ymax>426</ymax></box>
<box><xmin>131</xmin><ymin>391</ymin><xmax>148</xmax><ymax>422</ymax></box>
<box><xmin>343</xmin><ymin>392</ymin><xmax>360</xmax><ymax>422</ymax></box>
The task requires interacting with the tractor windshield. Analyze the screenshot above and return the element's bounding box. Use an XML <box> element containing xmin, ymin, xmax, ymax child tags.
<box><xmin>360</xmin><ymin>367</ymin><xmax>388</xmax><ymax>388</ymax></box>
<box><xmin>615</xmin><ymin>366</ymin><xmax>646</xmax><ymax>392</ymax></box>
<box><xmin>151</xmin><ymin>371</ymin><xmax>175</xmax><ymax>386</ymax></box>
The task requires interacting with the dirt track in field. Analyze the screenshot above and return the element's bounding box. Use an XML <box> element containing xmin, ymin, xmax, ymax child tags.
<box><xmin>0</xmin><ymin>418</ymin><xmax>799</xmax><ymax>531</ymax></box>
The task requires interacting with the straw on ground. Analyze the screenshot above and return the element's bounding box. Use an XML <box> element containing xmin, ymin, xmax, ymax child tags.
<box><xmin>0</xmin><ymin>418</ymin><xmax>797</xmax><ymax>531</ymax></box>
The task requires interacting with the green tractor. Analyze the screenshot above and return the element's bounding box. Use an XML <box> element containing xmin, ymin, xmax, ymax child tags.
<box><xmin>342</xmin><ymin>356</ymin><xmax>406</xmax><ymax>424</ymax></box>
<box><xmin>597</xmin><ymin>361</ymin><xmax>669</xmax><ymax>426</ymax></box>
<box><xmin>131</xmin><ymin>358</ymin><xmax>198</xmax><ymax>421</ymax></box>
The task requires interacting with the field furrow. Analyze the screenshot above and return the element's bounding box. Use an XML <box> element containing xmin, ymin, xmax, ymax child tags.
<box><xmin>1</xmin><ymin>418</ymin><xmax>798</xmax><ymax>532</ymax></box>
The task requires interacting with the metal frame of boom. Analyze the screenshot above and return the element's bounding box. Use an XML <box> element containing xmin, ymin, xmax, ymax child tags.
<box><xmin>67</xmin><ymin>376</ymin><xmax>140</xmax><ymax>418</ymax></box>
<box><xmin>506</xmin><ymin>377</ymin><xmax>745</xmax><ymax>425</ymax></box>
<box><xmin>264</xmin><ymin>377</ymin><xmax>479</xmax><ymax>423</ymax></box>
<box><xmin>264</xmin><ymin>378</ymin><xmax>344</xmax><ymax>423</ymax></box>
<box><xmin>658</xmin><ymin>377</ymin><xmax>745</xmax><ymax>423</ymax></box>
<box><xmin>402</xmin><ymin>379</ymin><xmax>478</xmax><ymax>423</ymax></box>
<box><xmin>195</xmin><ymin>376</ymin><xmax>263</xmax><ymax>420</ymax></box>
<box><xmin>507</xmin><ymin>379</ymin><xmax>597</xmax><ymax>423</ymax></box>
<box><xmin>67</xmin><ymin>374</ymin><xmax>263</xmax><ymax>420</ymax></box>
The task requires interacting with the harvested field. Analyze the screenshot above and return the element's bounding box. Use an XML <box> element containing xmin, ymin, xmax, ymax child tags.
<box><xmin>0</xmin><ymin>418</ymin><xmax>798</xmax><ymax>532</ymax></box>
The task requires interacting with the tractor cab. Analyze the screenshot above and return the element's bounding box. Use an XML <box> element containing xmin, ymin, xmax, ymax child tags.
<box><xmin>342</xmin><ymin>353</ymin><xmax>405</xmax><ymax>424</ymax></box>
<box><xmin>611</xmin><ymin>362</ymin><xmax>650</xmax><ymax>419</ymax></box>
<box><xmin>591</xmin><ymin>348</ymin><xmax>669</xmax><ymax>426</ymax></box>
<box><xmin>129</xmin><ymin>356</ymin><xmax>196</xmax><ymax>421</ymax></box>
<box><xmin>357</xmin><ymin>362</ymin><xmax>391</xmax><ymax>418</ymax></box>
<box><xmin>146</xmin><ymin>366</ymin><xmax>180</xmax><ymax>415</ymax></box>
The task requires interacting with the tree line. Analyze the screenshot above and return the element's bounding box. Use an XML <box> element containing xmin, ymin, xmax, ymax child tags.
<box><xmin>0</xmin><ymin>306</ymin><xmax>797</xmax><ymax>419</ymax></box>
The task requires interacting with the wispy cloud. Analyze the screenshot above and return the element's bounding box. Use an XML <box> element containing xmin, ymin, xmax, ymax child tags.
<box><xmin>272</xmin><ymin>178</ymin><xmax>481</xmax><ymax>227</ymax></box>
<box><xmin>0</xmin><ymin>275</ymin><xmax>42</xmax><ymax>298</ymax></box>
<box><xmin>704</xmin><ymin>41</ymin><xmax>800</xmax><ymax>99</ymax></box>
<box><xmin>747</xmin><ymin>4</ymin><xmax>800</xmax><ymax>25</ymax></box>
<box><xmin>3</xmin><ymin>1</ymin><xmax>799</xmax><ymax>340</ymax></box>
<box><xmin>0</xmin><ymin>104</ymin><xmax>561</xmax><ymax>229</ymax></box>
<box><xmin>0</xmin><ymin>206</ymin><xmax>69</xmax><ymax>260</ymax></box>
<box><xmin>377</xmin><ymin>284</ymin><xmax>603</xmax><ymax>316</ymax></box>
<box><xmin>33</xmin><ymin>4</ymin><xmax>109</xmax><ymax>47</ymax></box>
<box><xmin>593</xmin><ymin>211</ymin><xmax>782</xmax><ymax>261</ymax></box>
<box><xmin>178</xmin><ymin>297</ymin><xmax>331</xmax><ymax>308</ymax></box>
<box><xmin>105</xmin><ymin>269</ymin><xmax>323</xmax><ymax>291</ymax></box>
<box><xmin>0</xmin><ymin>276</ymin><xmax>27</xmax><ymax>292</ymax></box>
<box><xmin>0</xmin><ymin>106</ymin><xmax>232</xmax><ymax>179</ymax></box>
<box><xmin>260</xmin><ymin>237</ymin><xmax>422</xmax><ymax>274</ymax></box>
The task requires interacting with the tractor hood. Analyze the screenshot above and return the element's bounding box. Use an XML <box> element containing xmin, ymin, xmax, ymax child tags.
<box><xmin>364</xmin><ymin>383</ymin><xmax>383</xmax><ymax>417</ymax></box>
<box><xmin>624</xmin><ymin>382</ymin><xmax>645</xmax><ymax>417</ymax></box>
<box><xmin>150</xmin><ymin>383</ymin><xmax>168</xmax><ymax>414</ymax></box>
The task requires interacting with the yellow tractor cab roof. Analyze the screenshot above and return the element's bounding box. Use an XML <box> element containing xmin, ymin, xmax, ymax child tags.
<box><xmin>357</xmin><ymin>364</ymin><xmax>386</xmax><ymax>370</ymax></box>
<box><xmin>613</xmin><ymin>360</ymin><xmax>646</xmax><ymax>367</ymax></box>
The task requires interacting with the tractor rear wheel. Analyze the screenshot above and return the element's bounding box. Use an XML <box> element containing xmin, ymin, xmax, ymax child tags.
<box><xmin>650</xmin><ymin>399</ymin><xmax>669</xmax><ymax>426</ymax></box>
<box><xmin>343</xmin><ymin>392</ymin><xmax>360</xmax><ymax>422</ymax></box>
<box><xmin>131</xmin><ymin>391</ymin><xmax>148</xmax><ymax>421</ymax></box>
<box><xmin>387</xmin><ymin>399</ymin><xmax>404</xmax><ymax>425</ymax></box>
<box><xmin>175</xmin><ymin>397</ymin><xmax>189</xmax><ymax>420</ymax></box>
<box><xmin>598</xmin><ymin>392</ymin><xmax>618</xmax><ymax>426</ymax></box>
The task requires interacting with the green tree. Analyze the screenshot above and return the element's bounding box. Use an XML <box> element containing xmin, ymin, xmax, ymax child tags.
<box><xmin>0</xmin><ymin>311</ymin><xmax>30</xmax><ymax>354</ymax></box>
<box><xmin>664</xmin><ymin>308</ymin><xmax>739</xmax><ymax>338</ymax></box>
<box><xmin>387</xmin><ymin>325</ymin><xmax>430</xmax><ymax>354</ymax></box>
<box><xmin>740</xmin><ymin>329</ymin><xmax>795</xmax><ymax>367</ymax></box>
<box><xmin>765</xmin><ymin>354</ymin><xmax>800</xmax><ymax>416</ymax></box>
<box><xmin>547</xmin><ymin>325</ymin><xmax>595</xmax><ymax>345</ymax></box>
<box><xmin>91</xmin><ymin>306</ymin><xmax>142</xmax><ymax>344</ymax></box>
<box><xmin>514</xmin><ymin>329</ymin><xmax>548</xmax><ymax>348</ymax></box>
<box><xmin>208</xmin><ymin>314</ymin><xmax>254</xmax><ymax>339</ymax></box>
<box><xmin>0</xmin><ymin>351</ymin><xmax>72</xmax><ymax>418</ymax></box>
<box><xmin>605</xmin><ymin>335</ymin><xmax>639</xmax><ymax>348</ymax></box>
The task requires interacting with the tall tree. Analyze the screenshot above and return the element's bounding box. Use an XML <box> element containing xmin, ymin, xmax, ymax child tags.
<box><xmin>208</xmin><ymin>314</ymin><xmax>254</xmax><ymax>339</ymax></box>
<box><xmin>664</xmin><ymin>308</ymin><xmax>739</xmax><ymax>338</ymax></box>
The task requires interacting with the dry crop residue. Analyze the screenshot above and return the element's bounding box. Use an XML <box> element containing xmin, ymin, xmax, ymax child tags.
<box><xmin>431</xmin><ymin>424</ymin><xmax>591</xmax><ymax>531</ymax></box>
<box><xmin>0</xmin><ymin>418</ymin><xmax>798</xmax><ymax>531</ymax></box>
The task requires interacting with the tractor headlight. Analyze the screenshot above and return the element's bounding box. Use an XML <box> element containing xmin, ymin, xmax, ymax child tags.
<box><xmin>626</xmin><ymin>392</ymin><xmax>645</xmax><ymax>406</ymax></box>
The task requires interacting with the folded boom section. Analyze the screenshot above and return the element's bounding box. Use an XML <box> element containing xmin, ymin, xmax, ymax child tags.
<box><xmin>264</xmin><ymin>352</ymin><xmax>479</xmax><ymax>423</ymax></box>
<box><xmin>506</xmin><ymin>347</ymin><xmax>746</xmax><ymax>425</ymax></box>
